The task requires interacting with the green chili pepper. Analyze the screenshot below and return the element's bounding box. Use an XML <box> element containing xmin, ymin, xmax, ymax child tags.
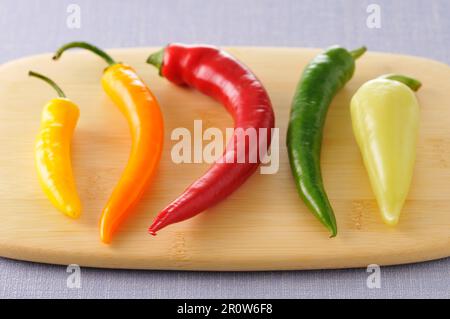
<box><xmin>287</xmin><ymin>45</ymin><xmax>366</xmax><ymax>237</ymax></box>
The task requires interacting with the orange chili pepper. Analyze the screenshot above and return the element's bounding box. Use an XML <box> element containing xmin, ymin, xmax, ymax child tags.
<box><xmin>53</xmin><ymin>42</ymin><xmax>164</xmax><ymax>244</ymax></box>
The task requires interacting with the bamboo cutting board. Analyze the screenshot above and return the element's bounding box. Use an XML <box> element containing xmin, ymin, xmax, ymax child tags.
<box><xmin>0</xmin><ymin>47</ymin><xmax>449</xmax><ymax>270</ymax></box>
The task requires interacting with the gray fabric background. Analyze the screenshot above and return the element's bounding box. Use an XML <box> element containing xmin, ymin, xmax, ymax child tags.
<box><xmin>0</xmin><ymin>0</ymin><xmax>449</xmax><ymax>299</ymax></box>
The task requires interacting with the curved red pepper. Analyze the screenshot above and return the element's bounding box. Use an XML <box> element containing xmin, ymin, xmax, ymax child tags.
<box><xmin>147</xmin><ymin>44</ymin><xmax>275</xmax><ymax>234</ymax></box>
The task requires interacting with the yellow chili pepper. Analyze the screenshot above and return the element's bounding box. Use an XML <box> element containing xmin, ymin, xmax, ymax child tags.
<box><xmin>350</xmin><ymin>74</ymin><xmax>421</xmax><ymax>226</ymax></box>
<box><xmin>53</xmin><ymin>42</ymin><xmax>164</xmax><ymax>243</ymax></box>
<box><xmin>31</xmin><ymin>71</ymin><xmax>82</xmax><ymax>218</ymax></box>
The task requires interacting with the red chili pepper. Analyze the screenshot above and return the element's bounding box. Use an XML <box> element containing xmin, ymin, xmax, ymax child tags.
<box><xmin>146</xmin><ymin>44</ymin><xmax>275</xmax><ymax>234</ymax></box>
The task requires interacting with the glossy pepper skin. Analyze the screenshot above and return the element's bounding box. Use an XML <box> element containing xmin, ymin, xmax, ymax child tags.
<box><xmin>31</xmin><ymin>71</ymin><xmax>82</xmax><ymax>218</ymax></box>
<box><xmin>53</xmin><ymin>42</ymin><xmax>164</xmax><ymax>243</ymax></box>
<box><xmin>147</xmin><ymin>44</ymin><xmax>275</xmax><ymax>234</ymax></box>
<box><xmin>351</xmin><ymin>74</ymin><xmax>421</xmax><ymax>226</ymax></box>
<box><xmin>286</xmin><ymin>46</ymin><xmax>366</xmax><ymax>237</ymax></box>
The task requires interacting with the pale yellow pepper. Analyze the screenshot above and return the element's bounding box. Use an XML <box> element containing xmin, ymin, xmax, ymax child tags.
<box><xmin>350</xmin><ymin>74</ymin><xmax>421</xmax><ymax>226</ymax></box>
<box><xmin>32</xmin><ymin>71</ymin><xmax>82</xmax><ymax>218</ymax></box>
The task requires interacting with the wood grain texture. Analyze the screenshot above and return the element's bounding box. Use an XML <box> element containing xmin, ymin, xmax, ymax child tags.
<box><xmin>0</xmin><ymin>47</ymin><xmax>449</xmax><ymax>270</ymax></box>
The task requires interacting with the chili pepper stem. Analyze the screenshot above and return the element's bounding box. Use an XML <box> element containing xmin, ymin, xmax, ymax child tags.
<box><xmin>379</xmin><ymin>74</ymin><xmax>422</xmax><ymax>92</ymax></box>
<box><xmin>29</xmin><ymin>71</ymin><xmax>66</xmax><ymax>98</ymax></box>
<box><xmin>146</xmin><ymin>49</ymin><xmax>164</xmax><ymax>75</ymax></box>
<box><xmin>53</xmin><ymin>41</ymin><xmax>117</xmax><ymax>66</ymax></box>
<box><xmin>350</xmin><ymin>46</ymin><xmax>367</xmax><ymax>60</ymax></box>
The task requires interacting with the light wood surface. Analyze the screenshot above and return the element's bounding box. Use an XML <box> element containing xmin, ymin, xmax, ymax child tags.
<box><xmin>0</xmin><ymin>47</ymin><xmax>449</xmax><ymax>270</ymax></box>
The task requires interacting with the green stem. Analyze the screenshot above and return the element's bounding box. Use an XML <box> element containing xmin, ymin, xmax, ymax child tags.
<box><xmin>29</xmin><ymin>71</ymin><xmax>66</xmax><ymax>98</ymax></box>
<box><xmin>350</xmin><ymin>46</ymin><xmax>367</xmax><ymax>60</ymax></box>
<box><xmin>379</xmin><ymin>74</ymin><xmax>422</xmax><ymax>92</ymax></box>
<box><xmin>146</xmin><ymin>48</ymin><xmax>164</xmax><ymax>75</ymax></box>
<box><xmin>53</xmin><ymin>41</ymin><xmax>116</xmax><ymax>66</ymax></box>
